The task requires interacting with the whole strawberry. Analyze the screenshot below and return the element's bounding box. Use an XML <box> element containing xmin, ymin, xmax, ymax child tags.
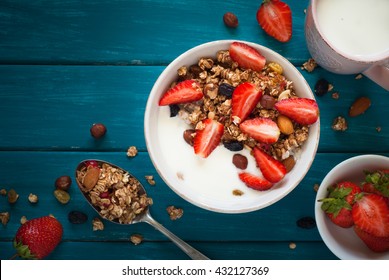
<box><xmin>13</xmin><ymin>216</ymin><xmax>63</xmax><ymax>259</ymax></box>
<box><xmin>319</xmin><ymin>181</ymin><xmax>361</xmax><ymax>228</ymax></box>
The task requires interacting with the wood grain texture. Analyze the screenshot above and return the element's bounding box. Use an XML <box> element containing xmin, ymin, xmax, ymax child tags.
<box><xmin>0</xmin><ymin>0</ymin><xmax>310</xmax><ymax>65</ymax></box>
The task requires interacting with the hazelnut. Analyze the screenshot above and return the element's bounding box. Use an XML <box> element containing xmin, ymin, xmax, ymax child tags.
<box><xmin>183</xmin><ymin>129</ymin><xmax>196</xmax><ymax>146</ymax></box>
<box><xmin>90</xmin><ymin>123</ymin><xmax>107</xmax><ymax>139</ymax></box>
<box><xmin>55</xmin><ymin>175</ymin><xmax>72</xmax><ymax>191</ymax></box>
<box><xmin>223</xmin><ymin>12</ymin><xmax>238</xmax><ymax>28</ymax></box>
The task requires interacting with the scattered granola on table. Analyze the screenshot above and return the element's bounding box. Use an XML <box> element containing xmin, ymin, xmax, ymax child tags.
<box><xmin>7</xmin><ymin>189</ymin><xmax>19</xmax><ymax>204</ymax></box>
<box><xmin>130</xmin><ymin>233</ymin><xmax>143</xmax><ymax>245</ymax></box>
<box><xmin>145</xmin><ymin>175</ymin><xmax>156</xmax><ymax>186</ymax></box>
<box><xmin>332</xmin><ymin>116</ymin><xmax>348</xmax><ymax>131</ymax></box>
<box><xmin>92</xmin><ymin>217</ymin><xmax>104</xmax><ymax>231</ymax></box>
<box><xmin>301</xmin><ymin>58</ymin><xmax>317</xmax><ymax>72</ymax></box>
<box><xmin>77</xmin><ymin>161</ymin><xmax>153</xmax><ymax>224</ymax></box>
<box><xmin>28</xmin><ymin>193</ymin><xmax>38</xmax><ymax>204</ymax></box>
<box><xmin>0</xmin><ymin>212</ymin><xmax>10</xmax><ymax>225</ymax></box>
<box><xmin>0</xmin><ymin>188</ymin><xmax>6</xmax><ymax>196</ymax></box>
<box><xmin>20</xmin><ymin>215</ymin><xmax>27</xmax><ymax>224</ymax></box>
<box><xmin>166</xmin><ymin>206</ymin><xmax>184</xmax><ymax>220</ymax></box>
<box><xmin>127</xmin><ymin>146</ymin><xmax>138</xmax><ymax>157</ymax></box>
<box><xmin>376</xmin><ymin>126</ymin><xmax>382</xmax><ymax>133</ymax></box>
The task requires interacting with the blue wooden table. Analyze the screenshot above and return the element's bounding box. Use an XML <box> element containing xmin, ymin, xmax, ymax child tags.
<box><xmin>0</xmin><ymin>0</ymin><xmax>388</xmax><ymax>260</ymax></box>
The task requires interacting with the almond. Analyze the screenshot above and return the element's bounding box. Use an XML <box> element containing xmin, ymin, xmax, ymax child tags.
<box><xmin>349</xmin><ymin>96</ymin><xmax>371</xmax><ymax>117</ymax></box>
<box><xmin>277</xmin><ymin>115</ymin><xmax>294</xmax><ymax>135</ymax></box>
<box><xmin>282</xmin><ymin>155</ymin><xmax>296</xmax><ymax>173</ymax></box>
<box><xmin>82</xmin><ymin>167</ymin><xmax>100</xmax><ymax>191</ymax></box>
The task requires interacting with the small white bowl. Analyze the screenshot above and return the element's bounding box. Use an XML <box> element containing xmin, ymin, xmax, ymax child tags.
<box><xmin>315</xmin><ymin>154</ymin><xmax>389</xmax><ymax>259</ymax></box>
<box><xmin>144</xmin><ymin>40</ymin><xmax>320</xmax><ymax>213</ymax></box>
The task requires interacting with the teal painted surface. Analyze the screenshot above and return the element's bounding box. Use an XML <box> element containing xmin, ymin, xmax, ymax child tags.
<box><xmin>0</xmin><ymin>0</ymin><xmax>388</xmax><ymax>260</ymax></box>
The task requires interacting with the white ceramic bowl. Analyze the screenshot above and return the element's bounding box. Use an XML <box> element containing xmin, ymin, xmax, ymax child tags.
<box><xmin>144</xmin><ymin>40</ymin><xmax>320</xmax><ymax>213</ymax></box>
<box><xmin>315</xmin><ymin>154</ymin><xmax>389</xmax><ymax>259</ymax></box>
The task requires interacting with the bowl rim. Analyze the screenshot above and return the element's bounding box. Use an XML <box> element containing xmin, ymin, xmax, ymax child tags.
<box><xmin>315</xmin><ymin>154</ymin><xmax>389</xmax><ymax>260</ymax></box>
<box><xmin>144</xmin><ymin>39</ymin><xmax>320</xmax><ymax>213</ymax></box>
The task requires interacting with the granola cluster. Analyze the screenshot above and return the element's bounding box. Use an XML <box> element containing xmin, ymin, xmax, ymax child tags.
<box><xmin>77</xmin><ymin>163</ymin><xmax>153</xmax><ymax>224</ymax></box>
<box><xmin>172</xmin><ymin>49</ymin><xmax>309</xmax><ymax>160</ymax></box>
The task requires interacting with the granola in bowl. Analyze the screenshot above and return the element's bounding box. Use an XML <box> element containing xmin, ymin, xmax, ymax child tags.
<box><xmin>144</xmin><ymin>40</ymin><xmax>320</xmax><ymax>213</ymax></box>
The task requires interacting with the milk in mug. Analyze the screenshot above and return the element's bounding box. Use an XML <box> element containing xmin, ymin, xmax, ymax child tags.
<box><xmin>316</xmin><ymin>0</ymin><xmax>389</xmax><ymax>58</ymax></box>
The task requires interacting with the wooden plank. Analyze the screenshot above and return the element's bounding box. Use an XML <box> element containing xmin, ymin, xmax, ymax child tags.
<box><xmin>0</xmin><ymin>66</ymin><xmax>388</xmax><ymax>152</ymax></box>
<box><xmin>1</xmin><ymin>151</ymin><xmax>386</xmax><ymax>243</ymax></box>
<box><xmin>0</xmin><ymin>0</ymin><xmax>311</xmax><ymax>65</ymax></box>
<box><xmin>0</xmin><ymin>241</ymin><xmax>337</xmax><ymax>260</ymax></box>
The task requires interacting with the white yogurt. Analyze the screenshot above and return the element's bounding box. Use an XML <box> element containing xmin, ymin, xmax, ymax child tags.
<box><xmin>316</xmin><ymin>0</ymin><xmax>389</xmax><ymax>57</ymax></box>
<box><xmin>157</xmin><ymin>106</ymin><xmax>267</xmax><ymax>203</ymax></box>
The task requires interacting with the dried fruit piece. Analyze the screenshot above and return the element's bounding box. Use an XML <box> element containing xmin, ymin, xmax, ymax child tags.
<box><xmin>55</xmin><ymin>175</ymin><xmax>72</xmax><ymax>191</ymax></box>
<box><xmin>277</xmin><ymin>115</ymin><xmax>294</xmax><ymax>135</ymax></box>
<box><xmin>223</xmin><ymin>12</ymin><xmax>239</xmax><ymax>28</ymax></box>
<box><xmin>260</xmin><ymin>95</ymin><xmax>276</xmax><ymax>109</ymax></box>
<box><xmin>68</xmin><ymin>211</ymin><xmax>88</xmax><ymax>224</ymax></box>
<box><xmin>53</xmin><ymin>189</ymin><xmax>70</xmax><ymax>204</ymax></box>
<box><xmin>349</xmin><ymin>96</ymin><xmax>371</xmax><ymax>117</ymax></box>
<box><xmin>268</xmin><ymin>62</ymin><xmax>283</xmax><ymax>74</ymax></box>
<box><xmin>183</xmin><ymin>129</ymin><xmax>196</xmax><ymax>146</ymax></box>
<box><xmin>223</xmin><ymin>140</ymin><xmax>244</xmax><ymax>151</ymax></box>
<box><xmin>232</xmin><ymin>189</ymin><xmax>244</xmax><ymax>196</ymax></box>
<box><xmin>296</xmin><ymin>216</ymin><xmax>316</xmax><ymax>229</ymax></box>
<box><xmin>218</xmin><ymin>83</ymin><xmax>235</xmax><ymax>98</ymax></box>
<box><xmin>90</xmin><ymin>123</ymin><xmax>107</xmax><ymax>139</ymax></box>
<box><xmin>232</xmin><ymin>154</ymin><xmax>248</xmax><ymax>170</ymax></box>
<box><xmin>82</xmin><ymin>167</ymin><xmax>100</xmax><ymax>191</ymax></box>
<box><xmin>169</xmin><ymin>104</ymin><xmax>180</xmax><ymax>117</ymax></box>
<box><xmin>314</xmin><ymin>78</ymin><xmax>330</xmax><ymax>96</ymax></box>
<box><xmin>8</xmin><ymin>189</ymin><xmax>19</xmax><ymax>204</ymax></box>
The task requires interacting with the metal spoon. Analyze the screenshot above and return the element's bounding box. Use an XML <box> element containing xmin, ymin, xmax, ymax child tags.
<box><xmin>75</xmin><ymin>159</ymin><xmax>209</xmax><ymax>260</ymax></box>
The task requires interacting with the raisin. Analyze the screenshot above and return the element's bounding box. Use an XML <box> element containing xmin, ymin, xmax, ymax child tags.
<box><xmin>169</xmin><ymin>104</ymin><xmax>180</xmax><ymax>117</ymax></box>
<box><xmin>232</xmin><ymin>154</ymin><xmax>248</xmax><ymax>169</ymax></box>
<box><xmin>223</xmin><ymin>140</ymin><xmax>243</xmax><ymax>151</ymax></box>
<box><xmin>296</xmin><ymin>216</ymin><xmax>316</xmax><ymax>229</ymax></box>
<box><xmin>260</xmin><ymin>95</ymin><xmax>276</xmax><ymax>109</ymax></box>
<box><xmin>314</xmin><ymin>78</ymin><xmax>329</xmax><ymax>96</ymax></box>
<box><xmin>68</xmin><ymin>211</ymin><xmax>88</xmax><ymax>224</ymax></box>
<box><xmin>218</xmin><ymin>83</ymin><xmax>235</xmax><ymax>98</ymax></box>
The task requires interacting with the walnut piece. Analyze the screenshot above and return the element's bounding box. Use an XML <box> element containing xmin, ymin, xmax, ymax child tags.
<box><xmin>92</xmin><ymin>217</ymin><xmax>104</xmax><ymax>231</ymax></box>
<box><xmin>28</xmin><ymin>193</ymin><xmax>38</xmax><ymax>204</ymax></box>
<box><xmin>301</xmin><ymin>58</ymin><xmax>317</xmax><ymax>72</ymax></box>
<box><xmin>127</xmin><ymin>146</ymin><xmax>138</xmax><ymax>157</ymax></box>
<box><xmin>0</xmin><ymin>212</ymin><xmax>10</xmax><ymax>225</ymax></box>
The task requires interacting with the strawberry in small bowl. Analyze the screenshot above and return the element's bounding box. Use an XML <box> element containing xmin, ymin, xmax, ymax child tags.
<box><xmin>145</xmin><ymin>40</ymin><xmax>320</xmax><ymax>213</ymax></box>
<box><xmin>315</xmin><ymin>154</ymin><xmax>389</xmax><ymax>259</ymax></box>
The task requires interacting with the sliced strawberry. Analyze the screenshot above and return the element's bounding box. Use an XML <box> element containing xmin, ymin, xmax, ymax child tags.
<box><xmin>256</xmin><ymin>0</ymin><xmax>292</xmax><ymax>43</ymax></box>
<box><xmin>193</xmin><ymin>118</ymin><xmax>224</xmax><ymax>158</ymax></box>
<box><xmin>231</xmin><ymin>82</ymin><xmax>262</xmax><ymax>124</ymax></box>
<box><xmin>352</xmin><ymin>193</ymin><xmax>389</xmax><ymax>237</ymax></box>
<box><xmin>239</xmin><ymin>172</ymin><xmax>273</xmax><ymax>191</ymax></box>
<box><xmin>319</xmin><ymin>181</ymin><xmax>361</xmax><ymax>228</ymax></box>
<box><xmin>253</xmin><ymin>147</ymin><xmax>286</xmax><ymax>183</ymax></box>
<box><xmin>229</xmin><ymin>42</ymin><xmax>266</xmax><ymax>72</ymax></box>
<box><xmin>354</xmin><ymin>225</ymin><xmax>389</xmax><ymax>253</ymax></box>
<box><xmin>274</xmin><ymin>98</ymin><xmax>319</xmax><ymax>125</ymax></box>
<box><xmin>159</xmin><ymin>79</ymin><xmax>203</xmax><ymax>106</ymax></box>
<box><xmin>239</xmin><ymin>117</ymin><xmax>280</xmax><ymax>144</ymax></box>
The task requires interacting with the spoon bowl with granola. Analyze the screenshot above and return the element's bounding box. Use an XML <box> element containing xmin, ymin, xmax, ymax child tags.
<box><xmin>75</xmin><ymin>159</ymin><xmax>209</xmax><ymax>260</ymax></box>
<box><xmin>145</xmin><ymin>40</ymin><xmax>320</xmax><ymax>213</ymax></box>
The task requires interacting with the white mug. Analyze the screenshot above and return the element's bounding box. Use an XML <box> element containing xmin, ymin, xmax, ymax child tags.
<box><xmin>305</xmin><ymin>0</ymin><xmax>389</xmax><ymax>91</ymax></box>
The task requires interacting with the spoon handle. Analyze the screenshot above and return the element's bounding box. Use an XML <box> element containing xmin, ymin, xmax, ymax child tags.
<box><xmin>143</xmin><ymin>212</ymin><xmax>210</xmax><ymax>260</ymax></box>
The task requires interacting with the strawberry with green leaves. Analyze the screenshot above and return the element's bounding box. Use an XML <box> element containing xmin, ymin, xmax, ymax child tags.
<box><xmin>319</xmin><ymin>181</ymin><xmax>361</xmax><ymax>228</ymax></box>
<box><xmin>256</xmin><ymin>0</ymin><xmax>293</xmax><ymax>42</ymax></box>
<box><xmin>361</xmin><ymin>170</ymin><xmax>389</xmax><ymax>198</ymax></box>
<box><xmin>13</xmin><ymin>216</ymin><xmax>63</xmax><ymax>259</ymax></box>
